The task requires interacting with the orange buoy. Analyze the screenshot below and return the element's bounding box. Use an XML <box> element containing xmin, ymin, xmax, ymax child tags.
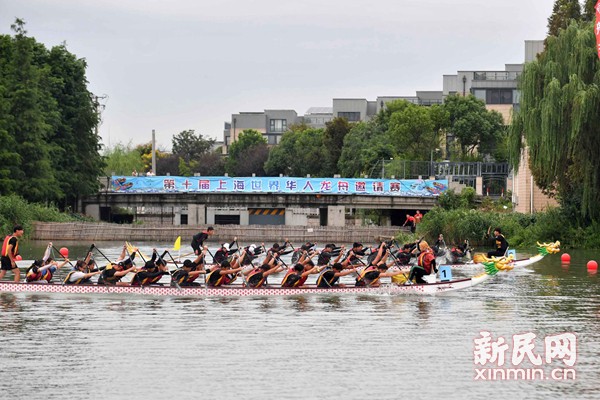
<box><xmin>560</xmin><ymin>253</ymin><xmax>571</xmax><ymax>262</ymax></box>
<box><xmin>59</xmin><ymin>247</ymin><xmax>69</xmax><ymax>258</ymax></box>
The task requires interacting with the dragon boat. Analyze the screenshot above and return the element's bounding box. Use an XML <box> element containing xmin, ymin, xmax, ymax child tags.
<box><xmin>443</xmin><ymin>241</ymin><xmax>561</xmax><ymax>269</ymax></box>
<box><xmin>0</xmin><ymin>255</ymin><xmax>525</xmax><ymax>298</ymax></box>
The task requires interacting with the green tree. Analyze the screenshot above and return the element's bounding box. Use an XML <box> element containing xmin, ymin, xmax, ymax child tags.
<box><xmin>338</xmin><ymin>121</ymin><xmax>391</xmax><ymax>177</ymax></box>
<box><xmin>322</xmin><ymin>117</ymin><xmax>352</xmax><ymax>176</ymax></box>
<box><xmin>0</xmin><ymin>19</ymin><xmax>105</xmax><ymax>209</ymax></box>
<box><xmin>0</xmin><ymin>35</ymin><xmax>20</xmax><ymax>193</ymax></box>
<box><xmin>171</xmin><ymin>129</ymin><xmax>215</xmax><ymax>163</ymax></box>
<box><xmin>45</xmin><ymin>44</ymin><xmax>105</xmax><ymax>209</ymax></box>
<box><xmin>264</xmin><ymin>126</ymin><xmax>302</xmax><ymax>176</ymax></box>
<box><xmin>225</xmin><ymin>129</ymin><xmax>268</xmax><ymax>176</ymax></box>
<box><xmin>103</xmin><ymin>142</ymin><xmax>144</xmax><ymax>175</ymax></box>
<box><xmin>442</xmin><ymin>95</ymin><xmax>505</xmax><ymax>160</ymax></box>
<box><xmin>387</xmin><ymin>101</ymin><xmax>439</xmax><ymax>160</ymax></box>
<box><xmin>265</xmin><ymin>125</ymin><xmax>330</xmax><ymax>177</ymax></box>
<box><xmin>547</xmin><ymin>0</ymin><xmax>581</xmax><ymax>36</ymax></box>
<box><xmin>509</xmin><ymin>21</ymin><xmax>600</xmax><ymax>222</ymax></box>
<box><xmin>582</xmin><ymin>0</ymin><xmax>598</xmax><ymax>21</ymax></box>
<box><xmin>5</xmin><ymin>19</ymin><xmax>60</xmax><ymax>202</ymax></box>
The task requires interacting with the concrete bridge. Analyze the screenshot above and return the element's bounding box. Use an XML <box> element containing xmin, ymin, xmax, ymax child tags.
<box><xmin>83</xmin><ymin>191</ymin><xmax>438</xmax><ymax>227</ymax></box>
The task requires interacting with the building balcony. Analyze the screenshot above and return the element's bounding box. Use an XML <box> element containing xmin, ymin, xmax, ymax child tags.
<box><xmin>473</xmin><ymin>71</ymin><xmax>520</xmax><ymax>81</ymax></box>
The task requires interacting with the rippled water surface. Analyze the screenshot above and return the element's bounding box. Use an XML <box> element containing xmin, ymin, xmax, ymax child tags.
<box><xmin>1</xmin><ymin>242</ymin><xmax>599</xmax><ymax>399</ymax></box>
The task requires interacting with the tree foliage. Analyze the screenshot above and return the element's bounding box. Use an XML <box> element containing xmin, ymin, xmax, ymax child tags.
<box><xmin>225</xmin><ymin>129</ymin><xmax>268</xmax><ymax>176</ymax></box>
<box><xmin>322</xmin><ymin>117</ymin><xmax>352</xmax><ymax>176</ymax></box>
<box><xmin>443</xmin><ymin>95</ymin><xmax>506</xmax><ymax>160</ymax></box>
<box><xmin>547</xmin><ymin>0</ymin><xmax>582</xmax><ymax>36</ymax></box>
<box><xmin>170</xmin><ymin>129</ymin><xmax>223</xmax><ymax>176</ymax></box>
<box><xmin>171</xmin><ymin>129</ymin><xmax>215</xmax><ymax>163</ymax></box>
<box><xmin>509</xmin><ymin>20</ymin><xmax>600</xmax><ymax>222</ymax></box>
<box><xmin>0</xmin><ymin>19</ymin><xmax>105</xmax><ymax>209</ymax></box>
<box><xmin>265</xmin><ymin>125</ymin><xmax>330</xmax><ymax>177</ymax></box>
<box><xmin>103</xmin><ymin>142</ymin><xmax>144</xmax><ymax>175</ymax></box>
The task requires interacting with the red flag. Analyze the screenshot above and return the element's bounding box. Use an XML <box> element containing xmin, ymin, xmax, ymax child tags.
<box><xmin>596</xmin><ymin>1</ymin><xmax>600</xmax><ymax>59</ymax></box>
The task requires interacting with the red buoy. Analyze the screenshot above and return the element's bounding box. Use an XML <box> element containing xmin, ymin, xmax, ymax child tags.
<box><xmin>561</xmin><ymin>253</ymin><xmax>571</xmax><ymax>262</ymax></box>
<box><xmin>59</xmin><ymin>247</ymin><xmax>69</xmax><ymax>258</ymax></box>
<box><xmin>587</xmin><ymin>260</ymin><xmax>598</xmax><ymax>270</ymax></box>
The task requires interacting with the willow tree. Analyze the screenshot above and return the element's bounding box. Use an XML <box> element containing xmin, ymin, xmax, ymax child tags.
<box><xmin>509</xmin><ymin>21</ymin><xmax>600</xmax><ymax>221</ymax></box>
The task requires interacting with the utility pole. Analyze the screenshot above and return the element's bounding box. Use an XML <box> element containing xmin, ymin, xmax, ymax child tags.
<box><xmin>152</xmin><ymin>129</ymin><xmax>156</xmax><ymax>174</ymax></box>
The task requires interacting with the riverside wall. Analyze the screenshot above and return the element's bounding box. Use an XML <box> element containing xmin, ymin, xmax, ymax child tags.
<box><xmin>31</xmin><ymin>222</ymin><xmax>408</xmax><ymax>245</ymax></box>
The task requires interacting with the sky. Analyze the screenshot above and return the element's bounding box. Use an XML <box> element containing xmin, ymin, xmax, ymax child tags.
<box><xmin>0</xmin><ymin>0</ymin><xmax>556</xmax><ymax>151</ymax></box>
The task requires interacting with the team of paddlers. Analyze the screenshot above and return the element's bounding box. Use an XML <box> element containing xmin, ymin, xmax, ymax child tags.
<box><xmin>1</xmin><ymin>225</ymin><xmax>509</xmax><ymax>288</ymax></box>
<box><xmin>1</xmin><ymin>226</ymin><xmax>444</xmax><ymax>288</ymax></box>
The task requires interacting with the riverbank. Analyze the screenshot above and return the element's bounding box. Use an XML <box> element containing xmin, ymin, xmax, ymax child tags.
<box><xmin>31</xmin><ymin>221</ymin><xmax>407</xmax><ymax>244</ymax></box>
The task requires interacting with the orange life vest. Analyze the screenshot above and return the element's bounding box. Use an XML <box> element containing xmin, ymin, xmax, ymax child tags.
<box><xmin>1</xmin><ymin>235</ymin><xmax>18</xmax><ymax>257</ymax></box>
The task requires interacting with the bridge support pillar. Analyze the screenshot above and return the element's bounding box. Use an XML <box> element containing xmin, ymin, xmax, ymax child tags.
<box><xmin>86</xmin><ymin>204</ymin><xmax>100</xmax><ymax>220</ymax></box>
<box><xmin>188</xmin><ymin>204</ymin><xmax>206</xmax><ymax>226</ymax></box>
<box><xmin>327</xmin><ymin>205</ymin><xmax>345</xmax><ymax>227</ymax></box>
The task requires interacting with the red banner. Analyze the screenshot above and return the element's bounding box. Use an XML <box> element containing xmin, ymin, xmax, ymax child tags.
<box><xmin>596</xmin><ymin>1</ymin><xmax>600</xmax><ymax>59</ymax></box>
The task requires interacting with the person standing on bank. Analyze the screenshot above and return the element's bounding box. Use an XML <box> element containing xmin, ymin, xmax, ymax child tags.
<box><xmin>414</xmin><ymin>210</ymin><xmax>423</xmax><ymax>224</ymax></box>
<box><xmin>0</xmin><ymin>225</ymin><xmax>24</xmax><ymax>282</ymax></box>
<box><xmin>487</xmin><ymin>227</ymin><xmax>509</xmax><ymax>257</ymax></box>
<box><xmin>403</xmin><ymin>214</ymin><xmax>416</xmax><ymax>233</ymax></box>
<box><xmin>191</xmin><ymin>227</ymin><xmax>215</xmax><ymax>256</ymax></box>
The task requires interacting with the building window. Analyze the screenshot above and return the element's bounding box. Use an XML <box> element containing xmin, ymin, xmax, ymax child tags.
<box><xmin>337</xmin><ymin>112</ymin><xmax>361</xmax><ymax>122</ymax></box>
<box><xmin>473</xmin><ymin>89</ymin><xmax>486</xmax><ymax>101</ymax></box>
<box><xmin>269</xmin><ymin>119</ymin><xmax>287</xmax><ymax>132</ymax></box>
<box><xmin>486</xmin><ymin>89</ymin><xmax>513</xmax><ymax>104</ymax></box>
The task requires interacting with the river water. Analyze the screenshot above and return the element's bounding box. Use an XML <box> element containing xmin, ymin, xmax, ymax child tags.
<box><xmin>1</xmin><ymin>241</ymin><xmax>599</xmax><ymax>400</ymax></box>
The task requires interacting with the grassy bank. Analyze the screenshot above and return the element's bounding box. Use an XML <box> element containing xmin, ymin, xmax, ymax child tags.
<box><xmin>0</xmin><ymin>194</ymin><xmax>87</xmax><ymax>236</ymax></box>
<box><xmin>411</xmin><ymin>197</ymin><xmax>600</xmax><ymax>250</ymax></box>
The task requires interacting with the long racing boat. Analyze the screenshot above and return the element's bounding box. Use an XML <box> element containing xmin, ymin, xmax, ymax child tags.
<box><xmin>443</xmin><ymin>241</ymin><xmax>561</xmax><ymax>269</ymax></box>
<box><xmin>0</xmin><ymin>253</ymin><xmax>528</xmax><ymax>297</ymax></box>
<box><xmin>0</xmin><ymin>273</ymin><xmax>491</xmax><ymax>297</ymax></box>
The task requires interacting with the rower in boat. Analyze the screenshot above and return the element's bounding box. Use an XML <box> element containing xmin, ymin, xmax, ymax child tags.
<box><xmin>487</xmin><ymin>227</ymin><xmax>509</xmax><ymax>257</ymax></box>
<box><xmin>213</xmin><ymin>237</ymin><xmax>238</xmax><ymax>265</ymax></box>
<box><xmin>98</xmin><ymin>259</ymin><xmax>137</xmax><ymax>286</ymax></box>
<box><xmin>131</xmin><ymin>249</ymin><xmax>169</xmax><ymax>286</ymax></box>
<box><xmin>171</xmin><ymin>253</ymin><xmax>207</xmax><ymax>287</ymax></box>
<box><xmin>206</xmin><ymin>251</ymin><xmax>245</xmax><ymax>287</ymax></box>
<box><xmin>291</xmin><ymin>242</ymin><xmax>316</xmax><ymax>264</ymax></box>
<box><xmin>263</xmin><ymin>240</ymin><xmax>294</xmax><ymax>264</ymax></box>
<box><xmin>281</xmin><ymin>262</ymin><xmax>319</xmax><ymax>288</ymax></box>
<box><xmin>407</xmin><ymin>241</ymin><xmax>437</xmax><ymax>284</ymax></box>
<box><xmin>239</xmin><ymin>244</ymin><xmax>263</xmax><ymax>267</ymax></box>
<box><xmin>343</xmin><ymin>242</ymin><xmax>367</xmax><ymax>267</ymax></box>
<box><xmin>355</xmin><ymin>243</ymin><xmax>402</xmax><ymax>286</ymax></box>
<box><xmin>245</xmin><ymin>258</ymin><xmax>285</xmax><ymax>288</ymax></box>
<box><xmin>316</xmin><ymin>262</ymin><xmax>357</xmax><ymax>288</ymax></box>
<box><xmin>355</xmin><ymin>262</ymin><xmax>404</xmax><ymax>287</ymax></box>
<box><xmin>25</xmin><ymin>242</ymin><xmax>70</xmax><ymax>283</ymax></box>
<box><xmin>317</xmin><ymin>243</ymin><xmax>345</xmax><ymax>267</ymax></box>
<box><xmin>64</xmin><ymin>259</ymin><xmax>102</xmax><ymax>284</ymax></box>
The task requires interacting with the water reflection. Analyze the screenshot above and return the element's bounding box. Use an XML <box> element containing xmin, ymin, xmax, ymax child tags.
<box><xmin>0</xmin><ymin>247</ymin><xmax>599</xmax><ymax>399</ymax></box>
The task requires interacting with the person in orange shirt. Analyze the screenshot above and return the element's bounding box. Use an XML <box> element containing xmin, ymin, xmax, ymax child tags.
<box><xmin>414</xmin><ymin>210</ymin><xmax>423</xmax><ymax>224</ymax></box>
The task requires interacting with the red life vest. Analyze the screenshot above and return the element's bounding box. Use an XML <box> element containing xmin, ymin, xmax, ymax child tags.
<box><xmin>418</xmin><ymin>250</ymin><xmax>436</xmax><ymax>274</ymax></box>
<box><xmin>1</xmin><ymin>235</ymin><xmax>18</xmax><ymax>257</ymax></box>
